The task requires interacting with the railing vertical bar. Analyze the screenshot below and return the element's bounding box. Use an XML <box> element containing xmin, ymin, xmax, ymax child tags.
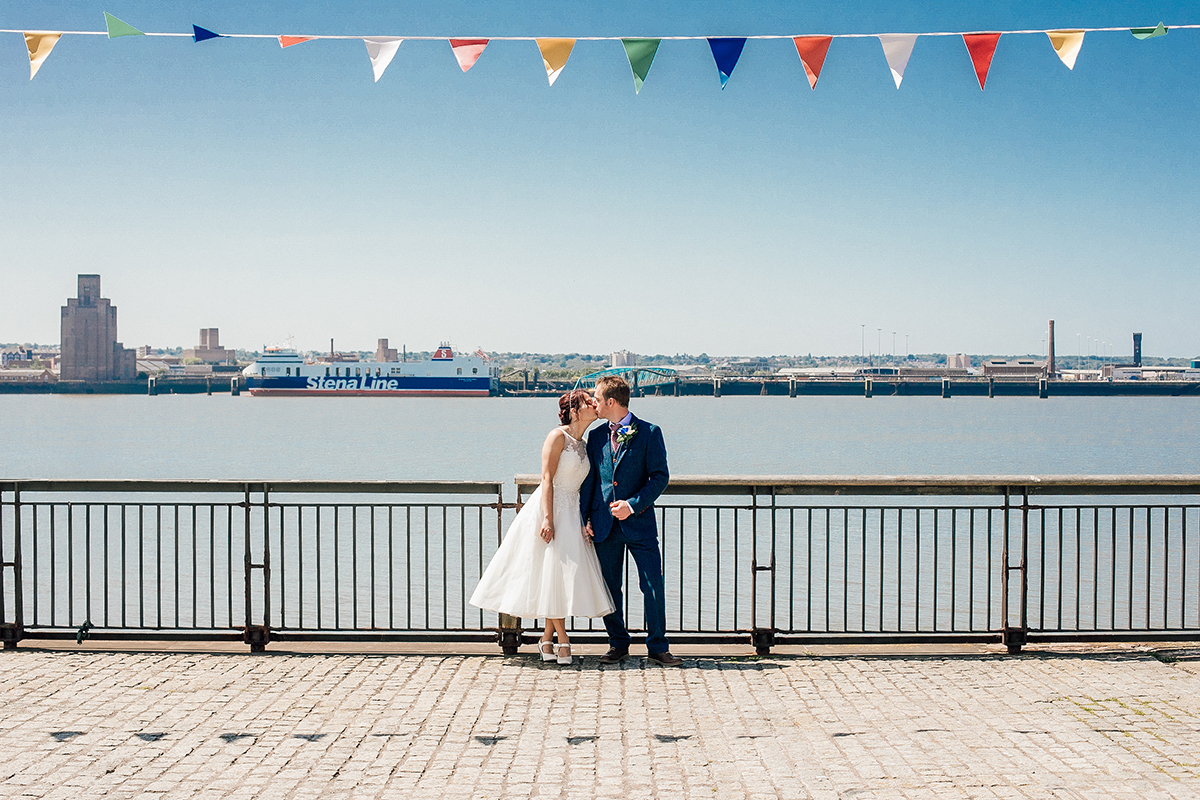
<box><xmin>1156</xmin><ymin>506</ymin><xmax>1166</xmax><ymax>633</ymax></box>
<box><xmin>840</xmin><ymin>507</ymin><xmax>848</xmax><ymax>633</ymax></box>
<box><xmin>442</xmin><ymin>506</ymin><xmax>448</xmax><ymax>632</ymax></box>
<box><xmin>278</xmin><ymin>504</ymin><xmax>286</xmax><ymax>630</ymax></box>
<box><xmin>805</xmin><ymin>508</ymin><xmax>813</xmax><ymax>633</ymax></box>
<box><xmin>316</xmin><ymin>506</ymin><xmax>324</xmax><ymax>630</ymax></box>
<box><xmin>912</xmin><ymin>508</ymin><xmax>919</xmax><ymax>633</ymax></box>
<box><xmin>459</xmin><ymin>505</ymin><xmax>467</xmax><ymax>629</ymax></box>
<box><xmin>932</xmin><ymin>507</ymin><xmax>939</xmax><ymax>633</ymax></box>
<box><xmin>859</xmin><ymin>509</ymin><xmax>867</xmax><ymax>633</ymax></box>
<box><xmin>1055</xmin><ymin>507</ymin><xmax>1063</xmax><ymax>632</ymax></box>
<box><xmin>424</xmin><ymin>506</ymin><xmax>431</xmax><ymax>630</ymax></box>
<box><xmin>1080</xmin><ymin>506</ymin><xmax>1089</xmax><ymax>633</ymax></box>
<box><xmin>84</xmin><ymin>505</ymin><xmax>92</xmax><ymax>628</ymax></box>
<box><xmin>173</xmin><ymin>505</ymin><xmax>180</xmax><ymax>629</ymax></box>
<box><xmin>986</xmin><ymin>508</ymin><xmax>993</xmax><ymax>631</ymax></box>
<box><xmin>1038</xmin><ymin>506</ymin><xmax>1046</xmax><ymax>630</ymax></box>
<box><xmin>1126</xmin><ymin>507</ymin><xmax>1134</xmax><ymax>631</ymax></box>
<box><xmin>372</xmin><ymin>504</ymin><xmax>378</xmax><ymax>630</ymax></box>
<box><xmin>50</xmin><ymin>504</ymin><xmax>58</xmax><ymax>626</ymax></box>
<box><xmin>120</xmin><ymin>505</ymin><xmax>127</xmax><ymax>628</ymax></box>
<box><xmin>406</xmin><ymin>506</ymin><xmax>412</xmax><ymax>631</ymax></box>
<box><xmin>1144</xmin><ymin>506</ymin><xmax>1152</xmax><ymax>630</ymax></box>
<box><xmin>334</xmin><ymin>505</ymin><xmax>341</xmax><ymax>630</ymax></box>
<box><xmin>696</xmin><ymin>507</ymin><xmax>703</xmax><ymax>632</ymax></box>
<box><xmin>966</xmin><ymin>508</ymin><xmax>974</xmax><ymax>632</ymax></box>
<box><xmin>103</xmin><ymin>505</ymin><xmax>110</xmax><ymax>628</ymax></box>
<box><xmin>352</xmin><ymin>506</ymin><xmax>360</xmax><ymax>630</ymax></box>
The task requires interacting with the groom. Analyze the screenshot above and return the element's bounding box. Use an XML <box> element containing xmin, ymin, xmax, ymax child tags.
<box><xmin>580</xmin><ymin>375</ymin><xmax>681</xmax><ymax>667</ymax></box>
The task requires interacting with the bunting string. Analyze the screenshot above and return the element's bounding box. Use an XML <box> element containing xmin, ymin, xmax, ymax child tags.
<box><xmin>3</xmin><ymin>17</ymin><xmax>1194</xmax><ymax>88</ymax></box>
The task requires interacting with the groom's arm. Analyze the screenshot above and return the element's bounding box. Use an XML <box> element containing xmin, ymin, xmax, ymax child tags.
<box><xmin>626</xmin><ymin>425</ymin><xmax>669</xmax><ymax>515</ymax></box>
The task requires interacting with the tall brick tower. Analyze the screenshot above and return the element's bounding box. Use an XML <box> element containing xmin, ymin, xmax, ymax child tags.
<box><xmin>60</xmin><ymin>274</ymin><xmax>136</xmax><ymax>381</ymax></box>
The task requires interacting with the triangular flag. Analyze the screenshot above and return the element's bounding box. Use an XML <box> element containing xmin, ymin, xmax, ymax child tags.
<box><xmin>104</xmin><ymin>12</ymin><xmax>143</xmax><ymax>38</ymax></box>
<box><xmin>536</xmin><ymin>38</ymin><xmax>575</xmax><ymax>86</ymax></box>
<box><xmin>621</xmin><ymin>38</ymin><xmax>660</xmax><ymax>94</ymax></box>
<box><xmin>24</xmin><ymin>32</ymin><xmax>61</xmax><ymax>80</ymax></box>
<box><xmin>707</xmin><ymin>38</ymin><xmax>746</xmax><ymax>89</ymax></box>
<box><xmin>192</xmin><ymin>25</ymin><xmax>221</xmax><ymax>43</ymax></box>
<box><xmin>792</xmin><ymin>36</ymin><xmax>832</xmax><ymax>90</ymax></box>
<box><xmin>279</xmin><ymin>36</ymin><xmax>313</xmax><ymax>48</ymax></box>
<box><xmin>449</xmin><ymin>39</ymin><xmax>489</xmax><ymax>72</ymax></box>
<box><xmin>878</xmin><ymin>34</ymin><xmax>918</xmax><ymax>88</ymax></box>
<box><xmin>363</xmin><ymin>37</ymin><xmax>402</xmax><ymax>82</ymax></box>
<box><xmin>962</xmin><ymin>33</ymin><xmax>1001</xmax><ymax>90</ymax></box>
<box><xmin>1131</xmin><ymin>23</ymin><xmax>1168</xmax><ymax>40</ymax></box>
<box><xmin>1046</xmin><ymin>30</ymin><xmax>1084</xmax><ymax>70</ymax></box>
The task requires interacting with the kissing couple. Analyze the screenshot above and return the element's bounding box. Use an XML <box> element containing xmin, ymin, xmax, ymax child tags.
<box><xmin>470</xmin><ymin>375</ymin><xmax>681</xmax><ymax>667</ymax></box>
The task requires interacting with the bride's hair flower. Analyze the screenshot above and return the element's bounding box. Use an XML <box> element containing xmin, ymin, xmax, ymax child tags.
<box><xmin>616</xmin><ymin>424</ymin><xmax>637</xmax><ymax>445</ymax></box>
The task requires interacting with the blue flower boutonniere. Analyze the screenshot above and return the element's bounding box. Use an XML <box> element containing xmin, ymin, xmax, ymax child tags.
<box><xmin>616</xmin><ymin>424</ymin><xmax>638</xmax><ymax>446</ymax></box>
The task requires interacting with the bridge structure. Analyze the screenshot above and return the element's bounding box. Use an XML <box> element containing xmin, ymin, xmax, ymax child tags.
<box><xmin>572</xmin><ymin>366</ymin><xmax>679</xmax><ymax>394</ymax></box>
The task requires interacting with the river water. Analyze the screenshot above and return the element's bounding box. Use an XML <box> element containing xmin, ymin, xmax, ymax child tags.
<box><xmin>4</xmin><ymin>394</ymin><xmax>1200</xmax><ymax>480</ymax></box>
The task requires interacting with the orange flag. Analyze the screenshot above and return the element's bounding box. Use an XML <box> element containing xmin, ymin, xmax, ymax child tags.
<box><xmin>278</xmin><ymin>35</ymin><xmax>314</xmax><ymax>48</ymax></box>
<box><xmin>792</xmin><ymin>36</ymin><xmax>832</xmax><ymax>90</ymax></box>
<box><xmin>962</xmin><ymin>33</ymin><xmax>1001</xmax><ymax>90</ymax></box>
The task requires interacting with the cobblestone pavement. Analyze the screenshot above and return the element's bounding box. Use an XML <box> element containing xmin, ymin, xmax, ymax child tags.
<box><xmin>2</xmin><ymin>647</ymin><xmax>1200</xmax><ymax>799</ymax></box>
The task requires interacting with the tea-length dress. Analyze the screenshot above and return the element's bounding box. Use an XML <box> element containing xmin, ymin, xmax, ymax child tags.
<box><xmin>470</xmin><ymin>429</ymin><xmax>615</xmax><ymax>618</ymax></box>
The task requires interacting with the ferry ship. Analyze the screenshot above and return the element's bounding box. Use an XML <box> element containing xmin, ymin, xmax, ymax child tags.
<box><xmin>242</xmin><ymin>344</ymin><xmax>499</xmax><ymax>397</ymax></box>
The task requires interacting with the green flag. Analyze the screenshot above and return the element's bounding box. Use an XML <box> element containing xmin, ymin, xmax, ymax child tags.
<box><xmin>1130</xmin><ymin>22</ymin><xmax>1168</xmax><ymax>40</ymax></box>
<box><xmin>621</xmin><ymin>38</ymin><xmax>661</xmax><ymax>94</ymax></box>
<box><xmin>104</xmin><ymin>12</ymin><xmax>144</xmax><ymax>38</ymax></box>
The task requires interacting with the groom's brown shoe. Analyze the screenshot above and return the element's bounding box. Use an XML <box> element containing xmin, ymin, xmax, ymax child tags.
<box><xmin>599</xmin><ymin>647</ymin><xmax>628</xmax><ymax>664</ymax></box>
<box><xmin>647</xmin><ymin>651</ymin><xmax>683</xmax><ymax>667</ymax></box>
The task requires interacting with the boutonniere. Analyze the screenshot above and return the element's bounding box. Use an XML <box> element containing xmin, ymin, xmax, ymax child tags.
<box><xmin>616</xmin><ymin>424</ymin><xmax>638</xmax><ymax>446</ymax></box>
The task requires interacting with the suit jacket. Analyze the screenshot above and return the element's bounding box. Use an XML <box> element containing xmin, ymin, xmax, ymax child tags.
<box><xmin>579</xmin><ymin>413</ymin><xmax>669</xmax><ymax>544</ymax></box>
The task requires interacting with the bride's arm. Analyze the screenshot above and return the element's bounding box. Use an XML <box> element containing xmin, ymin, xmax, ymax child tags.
<box><xmin>539</xmin><ymin>430</ymin><xmax>565</xmax><ymax>543</ymax></box>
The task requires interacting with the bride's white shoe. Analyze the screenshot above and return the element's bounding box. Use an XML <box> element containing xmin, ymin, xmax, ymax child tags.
<box><xmin>539</xmin><ymin>639</ymin><xmax>556</xmax><ymax>662</ymax></box>
<box><xmin>556</xmin><ymin>643</ymin><xmax>572</xmax><ymax>666</ymax></box>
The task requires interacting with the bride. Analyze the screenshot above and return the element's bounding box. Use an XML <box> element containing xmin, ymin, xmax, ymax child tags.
<box><xmin>470</xmin><ymin>389</ymin><xmax>614</xmax><ymax>665</ymax></box>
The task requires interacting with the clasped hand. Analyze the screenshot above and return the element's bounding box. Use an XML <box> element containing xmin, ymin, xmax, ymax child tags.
<box><xmin>540</xmin><ymin>521</ymin><xmax>554</xmax><ymax>543</ymax></box>
<box><xmin>609</xmin><ymin>500</ymin><xmax>633</xmax><ymax>520</ymax></box>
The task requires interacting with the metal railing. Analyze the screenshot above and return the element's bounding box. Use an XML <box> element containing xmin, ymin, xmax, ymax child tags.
<box><xmin>3</xmin><ymin>476</ymin><xmax>1199</xmax><ymax>654</ymax></box>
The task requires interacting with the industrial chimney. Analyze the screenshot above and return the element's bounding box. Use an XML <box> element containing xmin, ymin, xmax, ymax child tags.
<box><xmin>1133</xmin><ymin>332</ymin><xmax>1142</xmax><ymax>367</ymax></box>
<box><xmin>1047</xmin><ymin>320</ymin><xmax>1056</xmax><ymax>378</ymax></box>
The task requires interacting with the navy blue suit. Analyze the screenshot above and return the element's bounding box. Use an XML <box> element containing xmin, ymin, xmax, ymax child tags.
<box><xmin>579</xmin><ymin>413</ymin><xmax>670</xmax><ymax>653</ymax></box>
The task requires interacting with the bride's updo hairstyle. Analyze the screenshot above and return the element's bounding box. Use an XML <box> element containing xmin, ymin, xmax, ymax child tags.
<box><xmin>558</xmin><ymin>389</ymin><xmax>592</xmax><ymax>425</ymax></box>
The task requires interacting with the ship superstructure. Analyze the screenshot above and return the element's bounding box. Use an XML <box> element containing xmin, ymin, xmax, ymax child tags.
<box><xmin>241</xmin><ymin>343</ymin><xmax>498</xmax><ymax>396</ymax></box>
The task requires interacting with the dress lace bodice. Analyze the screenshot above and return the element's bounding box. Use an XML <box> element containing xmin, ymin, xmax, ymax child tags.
<box><xmin>552</xmin><ymin>428</ymin><xmax>590</xmax><ymax>495</ymax></box>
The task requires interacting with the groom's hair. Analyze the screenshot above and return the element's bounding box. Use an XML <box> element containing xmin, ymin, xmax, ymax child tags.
<box><xmin>595</xmin><ymin>376</ymin><xmax>630</xmax><ymax>407</ymax></box>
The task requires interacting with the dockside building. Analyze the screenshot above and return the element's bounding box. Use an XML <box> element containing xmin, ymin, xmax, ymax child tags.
<box><xmin>59</xmin><ymin>274</ymin><xmax>136</xmax><ymax>381</ymax></box>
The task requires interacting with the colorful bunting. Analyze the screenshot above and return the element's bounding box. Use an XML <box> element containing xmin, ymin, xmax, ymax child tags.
<box><xmin>24</xmin><ymin>32</ymin><xmax>61</xmax><ymax>80</ymax></box>
<box><xmin>192</xmin><ymin>25</ymin><xmax>221</xmax><ymax>43</ymax></box>
<box><xmin>962</xmin><ymin>33</ymin><xmax>1001</xmax><ymax>90</ymax></box>
<box><xmin>449</xmin><ymin>39</ymin><xmax>488</xmax><ymax>72</ymax></box>
<box><xmin>536</xmin><ymin>38</ymin><xmax>575</xmax><ymax>86</ymax></box>
<box><xmin>1131</xmin><ymin>23</ymin><xmax>1168</xmax><ymax>40</ymax></box>
<box><xmin>621</xmin><ymin>38</ymin><xmax>660</xmax><ymax>93</ymax></box>
<box><xmin>363</xmin><ymin>37</ymin><xmax>402</xmax><ymax>82</ymax></box>
<box><xmin>707</xmin><ymin>38</ymin><xmax>746</xmax><ymax>89</ymax></box>
<box><xmin>278</xmin><ymin>36</ymin><xmax>313</xmax><ymax>49</ymax></box>
<box><xmin>878</xmin><ymin>34</ymin><xmax>917</xmax><ymax>88</ymax></box>
<box><xmin>103</xmin><ymin>12</ymin><xmax>143</xmax><ymax>39</ymax></box>
<box><xmin>1046</xmin><ymin>30</ymin><xmax>1084</xmax><ymax>69</ymax></box>
<box><xmin>792</xmin><ymin>36</ymin><xmax>832</xmax><ymax>89</ymax></box>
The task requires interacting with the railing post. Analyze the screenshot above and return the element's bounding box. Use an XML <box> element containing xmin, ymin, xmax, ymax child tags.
<box><xmin>750</xmin><ymin>487</ymin><xmax>777</xmax><ymax>656</ymax></box>
<box><xmin>243</xmin><ymin>484</ymin><xmax>271</xmax><ymax>653</ymax></box>
<box><xmin>1</xmin><ymin>484</ymin><xmax>24</xmax><ymax>649</ymax></box>
<box><xmin>1001</xmin><ymin>486</ymin><xmax>1029</xmax><ymax>654</ymax></box>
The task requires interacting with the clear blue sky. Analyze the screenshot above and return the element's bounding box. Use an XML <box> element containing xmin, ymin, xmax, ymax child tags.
<box><xmin>2</xmin><ymin>1</ymin><xmax>1197</xmax><ymax>359</ymax></box>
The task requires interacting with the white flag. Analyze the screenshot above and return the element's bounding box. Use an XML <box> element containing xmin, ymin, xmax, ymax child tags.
<box><xmin>364</xmin><ymin>37</ymin><xmax>402</xmax><ymax>82</ymax></box>
<box><xmin>878</xmin><ymin>34</ymin><xmax>918</xmax><ymax>88</ymax></box>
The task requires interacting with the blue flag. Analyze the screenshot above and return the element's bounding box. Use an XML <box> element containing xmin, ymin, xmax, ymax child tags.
<box><xmin>192</xmin><ymin>25</ymin><xmax>222</xmax><ymax>43</ymax></box>
<box><xmin>707</xmin><ymin>38</ymin><xmax>746</xmax><ymax>89</ymax></box>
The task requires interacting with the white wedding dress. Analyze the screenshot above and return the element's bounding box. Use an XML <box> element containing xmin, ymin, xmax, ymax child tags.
<box><xmin>470</xmin><ymin>429</ymin><xmax>615</xmax><ymax>619</ymax></box>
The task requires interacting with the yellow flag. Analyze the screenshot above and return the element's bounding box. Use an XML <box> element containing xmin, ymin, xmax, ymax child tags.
<box><xmin>536</xmin><ymin>38</ymin><xmax>575</xmax><ymax>86</ymax></box>
<box><xmin>1046</xmin><ymin>30</ymin><xmax>1085</xmax><ymax>70</ymax></box>
<box><xmin>25</xmin><ymin>32</ymin><xmax>62</xmax><ymax>80</ymax></box>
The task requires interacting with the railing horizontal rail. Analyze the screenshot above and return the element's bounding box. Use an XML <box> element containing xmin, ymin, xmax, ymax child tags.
<box><xmin>518</xmin><ymin>474</ymin><xmax>1200</xmax><ymax>496</ymax></box>
<box><xmin>4</xmin><ymin>476</ymin><xmax>1199</xmax><ymax>654</ymax></box>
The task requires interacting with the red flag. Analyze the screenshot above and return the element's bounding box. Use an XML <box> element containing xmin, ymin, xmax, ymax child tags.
<box><xmin>962</xmin><ymin>33</ymin><xmax>1001</xmax><ymax>90</ymax></box>
<box><xmin>792</xmin><ymin>36</ymin><xmax>832</xmax><ymax>90</ymax></box>
<box><xmin>450</xmin><ymin>39</ymin><xmax>489</xmax><ymax>72</ymax></box>
<box><xmin>278</xmin><ymin>35</ymin><xmax>313</xmax><ymax>48</ymax></box>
